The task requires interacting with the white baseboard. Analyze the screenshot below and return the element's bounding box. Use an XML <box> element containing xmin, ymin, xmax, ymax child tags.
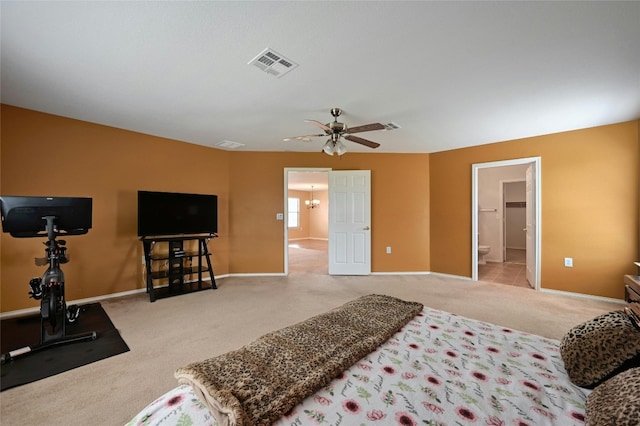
<box><xmin>540</xmin><ymin>288</ymin><xmax>625</xmax><ymax>304</ymax></box>
<box><xmin>415</xmin><ymin>272</ymin><xmax>625</xmax><ymax>304</ymax></box>
<box><xmin>227</xmin><ymin>272</ymin><xmax>287</xmax><ymax>277</ymax></box>
<box><xmin>0</xmin><ymin>276</ymin><xmax>227</xmax><ymax>320</ymax></box>
<box><xmin>433</xmin><ymin>273</ymin><xmax>625</xmax><ymax>304</ymax></box>
<box><xmin>2</xmin><ymin>273</ymin><xmax>624</xmax><ymax>319</ymax></box>
<box><xmin>425</xmin><ymin>272</ymin><xmax>474</xmax><ymax>280</ymax></box>
<box><xmin>372</xmin><ymin>271</ymin><xmax>432</xmax><ymax>276</ymax></box>
<box><xmin>0</xmin><ymin>287</ymin><xmax>148</xmax><ymax>320</ymax></box>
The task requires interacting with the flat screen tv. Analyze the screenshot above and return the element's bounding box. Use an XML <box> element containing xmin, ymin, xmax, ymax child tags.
<box><xmin>0</xmin><ymin>196</ymin><xmax>92</xmax><ymax>238</ymax></box>
<box><xmin>137</xmin><ymin>191</ymin><xmax>218</xmax><ymax>237</ymax></box>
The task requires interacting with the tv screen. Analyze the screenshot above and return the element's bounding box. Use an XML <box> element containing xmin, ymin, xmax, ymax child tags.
<box><xmin>0</xmin><ymin>196</ymin><xmax>92</xmax><ymax>238</ymax></box>
<box><xmin>137</xmin><ymin>191</ymin><xmax>218</xmax><ymax>237</ymax></box>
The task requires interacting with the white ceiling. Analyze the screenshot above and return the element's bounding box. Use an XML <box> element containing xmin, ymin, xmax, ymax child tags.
<box><xmin>2</xmin><ymin>1</ymin><xmax>639</xmax><ymax>155</ymax></box>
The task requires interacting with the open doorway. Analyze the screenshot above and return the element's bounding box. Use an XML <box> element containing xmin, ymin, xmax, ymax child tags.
<box><xmin>472</xmin><ymin>157</ymin><xmax>541</xmax><ymax>290</ymax></box>
<box><xmin>503</xmin><ymin>180</ymin><xmax>526</xmax><ymax>264</ymax></box>
<box><xmin>284</xmin><ymin>168</ymin><xmax>330</xmax><ymax>275</ymax></box>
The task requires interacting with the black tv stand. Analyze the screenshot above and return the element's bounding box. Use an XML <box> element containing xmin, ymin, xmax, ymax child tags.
<box><xmin>141</xmin><ymin>234</ymin><xmax>217</xmax><ymax>302</ymax></box>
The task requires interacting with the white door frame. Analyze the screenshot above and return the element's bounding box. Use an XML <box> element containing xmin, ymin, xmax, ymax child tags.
<box><xmin>471</xmin><ymin>157</ymin><xmax>541</xmax><ymax>290</ymax></box>
<box><xmin>283</xmin><ymin>167</ymin><xmax>331</xmax><ymax>275</ymax></box>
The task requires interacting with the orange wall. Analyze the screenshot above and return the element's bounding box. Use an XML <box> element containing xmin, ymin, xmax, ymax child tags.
<box><xmin>1</xmin><ymin>106</ymin><xmax>430</xmax><ymax>312</ymax></box>
<box><xmin>227</xmin><ymin>152</ymin><xmax>430</xmax><ymax>274</ymax></box>
<box><xmin>1</xmin><ymin>105</ymin><xmax>231</xmax><ymax>311</ymax></box>
<box><xmin>430</xmin><ymin>121</ymin><xmax>639</xmax><ymax>299</ymax></box>
<box><xmin>2</xmin><ymin>104</ymin><xmax>636</xmax><ymax>311</ymax></box>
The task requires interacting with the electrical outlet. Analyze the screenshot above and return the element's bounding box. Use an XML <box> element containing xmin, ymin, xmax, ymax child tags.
<box><xmin>386</xmin><ymin>246</ymin><xmax>392</xmax><ymax>254</ymax></box>
<box><xmin>276</xmin><ymin>213</ymin><xmax>284</xmax><ymax>220</ymax></box>
<box><xmin>564</xmin><ymin>257</ymin><xmax>573</xmax><ymax>268</ymax></box>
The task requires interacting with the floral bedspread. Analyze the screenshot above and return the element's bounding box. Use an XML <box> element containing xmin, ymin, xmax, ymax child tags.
<box><xmin>127</xmin><ymin>307</ymin><xmax>590</xmax><ymax>426</ymax></box>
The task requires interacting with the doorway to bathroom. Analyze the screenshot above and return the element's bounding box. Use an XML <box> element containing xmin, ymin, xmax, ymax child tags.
<box><xmin>471</xmin><ymin>157</ymin><xmax>541</xmax><ymax>290</ymax></box>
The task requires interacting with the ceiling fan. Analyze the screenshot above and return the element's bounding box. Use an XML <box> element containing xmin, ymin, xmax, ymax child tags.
<box><xmin>284</xmin><ymin>108</ymin><xmax>385</xmax><ymax>156</ymax></box>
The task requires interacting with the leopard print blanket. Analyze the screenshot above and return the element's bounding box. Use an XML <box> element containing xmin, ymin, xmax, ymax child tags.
<box><xmin>175</xmin><ymin>294</ymin><xmax>423</xmax><ymax>426</ymax></box>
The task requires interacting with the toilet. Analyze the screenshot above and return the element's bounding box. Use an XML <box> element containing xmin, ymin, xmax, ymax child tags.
<box><xmin>478</xmin><ymin>245</ymin><xmax>491</xmax><ymax>265</ymax></box>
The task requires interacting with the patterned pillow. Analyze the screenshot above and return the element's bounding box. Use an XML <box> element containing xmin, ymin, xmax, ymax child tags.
<box><xmin>559</xmin><ymin>310</ymin><xmax>640</xmax><ymax>388</ymax></box>
<box><xmin>586</xmin><ymin>367</ymin><xmax>640</xmax><ymax>426</ymax></box>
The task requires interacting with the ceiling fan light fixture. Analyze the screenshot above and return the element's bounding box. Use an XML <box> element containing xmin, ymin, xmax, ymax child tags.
<box><xmin>289</xmin><ymin>108</ymin><xmax>384</xmax><ymax>155</ymax></box>
<box><xmin>323</xmin><ymin>140</ymin><xmax>335</xmax><ymax>156</ymax></box>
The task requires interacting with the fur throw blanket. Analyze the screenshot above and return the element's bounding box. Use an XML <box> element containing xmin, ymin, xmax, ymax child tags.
<box><xmin>175</xmin><ymin>294</ymin><xmax>423</xmax><ymax>426</ymax></box>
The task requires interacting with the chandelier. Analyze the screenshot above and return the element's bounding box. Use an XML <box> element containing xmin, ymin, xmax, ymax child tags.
<box><xmin>305</xmin><ymin>186</ymin><xmax>320</xmax><ymax>209</ymax></box>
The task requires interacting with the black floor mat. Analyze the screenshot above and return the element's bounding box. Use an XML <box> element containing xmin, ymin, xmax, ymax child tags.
<box><xmin>1</xmin><ymin>303</ymin><xmax>129</xmax><ymax>391</ymax></box>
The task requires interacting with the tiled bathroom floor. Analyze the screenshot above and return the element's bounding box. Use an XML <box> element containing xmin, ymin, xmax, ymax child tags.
<box><xmin>479</xmin><ymin>249</ymin><xmax>532</xmax><ymax>289</ymax></box>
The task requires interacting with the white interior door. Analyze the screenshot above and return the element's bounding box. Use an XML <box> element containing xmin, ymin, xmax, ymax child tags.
<box><xmin>328</xmin><ymin>170</ymin><xmax>371</xmax><ymax>275</ymax></box>
<box><xmin>525</xmin><ymin>164</ymin><xmax>536</xmax><ymax>285</ymax></box>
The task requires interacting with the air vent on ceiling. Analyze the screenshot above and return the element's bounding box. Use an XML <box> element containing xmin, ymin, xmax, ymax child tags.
<box><xmin>248</xmin><ymin>48</ymin><xmax>298</xmax><ymax>78</ymax></box>
<box><xmin>384</xmin><ymin>122</ymin><xmax>401</xmax><ymax>131</ymax></box>
<box><xmin>215</xmin><ymin>140</ymin><xmax>245</xmax><ymax>150</ymax></box>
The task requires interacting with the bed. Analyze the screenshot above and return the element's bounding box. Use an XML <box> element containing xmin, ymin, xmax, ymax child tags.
<box><xmin>126</xmin><ymin>294</ymin><xmax>640</xmax><ymax>426</ymax></box>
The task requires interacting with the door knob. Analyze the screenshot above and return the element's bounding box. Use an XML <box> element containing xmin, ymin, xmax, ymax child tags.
<box><xmin>363</xmin><ymin>226</ymin><xmax>370</xmax><ymax>230</ymax></box>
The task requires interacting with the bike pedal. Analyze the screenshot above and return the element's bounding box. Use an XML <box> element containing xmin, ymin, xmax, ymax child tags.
<box><xmin>28</xmin><ymin>291</ymin><xmax>43</xmax><ymax>300</ymax></box>
<box><xmin>28</xmin><ymin>278</ymin><xmax>43</xmax><ymax>299</ymax></box>
<box><xmin>66</xmin><ymin>305</ymin><xmax>80</xmax><ymax>323</ymax></box>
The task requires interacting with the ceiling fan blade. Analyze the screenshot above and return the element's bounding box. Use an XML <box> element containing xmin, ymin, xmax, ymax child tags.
<box><xmin>346</xmin><ymin>123</ymin><xmax>385</xmax><ymax>134</ymax></box>
<box><xmin>344</xmin><ymin>135</ymin><xmax>381</xmax><ymax>149</ymax></box>
<box><xmin>283</xmin><ymin>133</ymin><xmax>325</xmax><ymax>142</ymax></box>
<box><xmin>304</xmin><ymin>119</ymin><xmax>331</xmax><ymax>132</ymax></box>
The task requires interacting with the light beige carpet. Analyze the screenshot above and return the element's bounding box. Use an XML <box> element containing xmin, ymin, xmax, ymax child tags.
<box><xmin>288</xmin><ymin>241</ymin><xmax>327</xmax><ymax>275</ymax></box>
<box><xmin>0</xmin><ymin>273</ymin><xmax>623</xmax><ymax>425</ymax></box>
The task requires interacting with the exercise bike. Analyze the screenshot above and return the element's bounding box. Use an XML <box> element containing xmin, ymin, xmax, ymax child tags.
<box><xmin>0</xmin><ymin>198</ymin><xmax>96</xmax><ymax>365</ymax></box>
<box><xmin>28</xmin><ymin>216</ymin><xmax>92</xmax><ymax>336</ymax></box>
